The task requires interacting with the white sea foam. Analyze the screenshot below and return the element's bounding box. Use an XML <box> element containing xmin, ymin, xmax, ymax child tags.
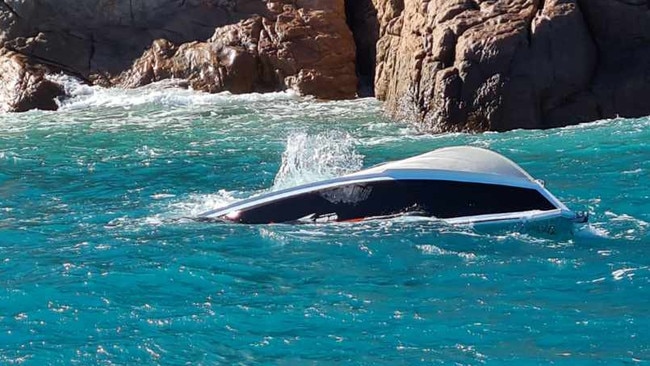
<box><xmin>169</xmin><ymin>190</ymin><xmax>242</xmax><ymax>218</ymax></box>
<box><xmin>47</xmin><ymin>74</ymin><xmax>299</xmax><ymax>111</ymax></box>
<box><xmin>611</xmin><ymin>267</ymin><xmax>644</xmax><ymax>281</ymax></box>
<box><xmin>150</xmin><ymin>193</ymin><xmax>176</xmax><ymax>200</ymax></box>
<box><xmin>135</xmin><ymin>189</ymin><xmax>244</xmax><ymax>225</ymax></box>
<box><xmin>573</xmin><ymin>224</ymin><xmax>611</xmax><ymax>239</ymax></box>
<box><xmin>416</xmin><ymin>244</ymin><xmax>478</xmax><ymax>261</ymax></box>
<box><xmin>598</xmin><ymin>211</ymin><xmax>649</xmax><ymax>240</ymax></box>
<box><xmin>605</xmin><ymin>211</ymin><xmax>649</xmax><ymax>227</ymax></box>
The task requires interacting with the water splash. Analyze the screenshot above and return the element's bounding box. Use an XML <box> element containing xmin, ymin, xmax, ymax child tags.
<box><xmin>272</xmin><ymin>131</ymin><xmax>364</xmax><ymax>190</ymax></box>
<box><xmin>163</xmin><ymin>131</ymin><xmax>366</xmax><ymax>218</ymax></box>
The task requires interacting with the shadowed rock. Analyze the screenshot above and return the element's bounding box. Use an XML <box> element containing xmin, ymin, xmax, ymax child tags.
<box><xmin>345</xmin><ymin>0</ymin><xmax>380</xmax><ymax>97</ymax></box>
<box><xmin>0</xmin><ymin>49</ymin><xmax>65</xmax><ymax>112</ymax></box>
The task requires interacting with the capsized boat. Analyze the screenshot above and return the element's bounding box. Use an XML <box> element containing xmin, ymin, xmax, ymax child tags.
<box><xmin>198</xmin><ymin>146</ymin><xmax>588</xmax><ymax>226</ymax></box>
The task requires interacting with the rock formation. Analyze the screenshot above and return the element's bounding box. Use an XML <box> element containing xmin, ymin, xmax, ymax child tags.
<box><xmin>115</xmin><ymin>2</ymin><xmax>357</xmax><ymax>99</ymax></box>
<box><xmin>1</xmin><ymin>0</ymin><xmax>650</xmax><ymax>132</ymax></box>
<box><xmin>0</xmin><ymin>0</ymin><xmax>357</xmax><ymax>112</ymax></box>
<box><xmin>371</xmin><ymin>0</ymin><xmax>650</xmax><ymax>131</ymax></box>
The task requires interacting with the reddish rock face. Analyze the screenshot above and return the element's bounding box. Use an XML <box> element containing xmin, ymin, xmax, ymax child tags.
<box><xmin>0</xmin><ymin>49</ymin><xmax>64</xmax><ymax>112</ymax></box>
<box><xmin>0</xmin><ymin>0</ymin><xmax>358</xmax><ymax>108</ymax></box>
<box><xmin>115</xmin><ymin>2</ymin><xmax>357</xmax><ymax>99</ymax></box>
<box><xmin>0</xmin><ymin>0</ymin><xmax>357</xmax><ymax>103</ymax></box>
<box><xmin>261</xmin><ymin>5</ymin><xmax>357</xmax><ymax>99</ymax></box>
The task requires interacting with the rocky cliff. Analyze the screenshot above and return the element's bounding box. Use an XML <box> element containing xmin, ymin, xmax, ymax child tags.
<box><xmin>369</xmin><ymin>0</ymin><xmax>650</xmax><ymax>131</ymax></box>
<box><xmin>1</xmin><ymin>0</ymin><xmax>650</xmax><ymax>132</ymax></box>
<box><xmin>0</xmin><ymin>0</ymin><xmax>357</xmax><ymax>112</ymax></box>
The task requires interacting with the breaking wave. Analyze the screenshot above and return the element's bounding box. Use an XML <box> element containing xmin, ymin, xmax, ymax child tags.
<box><xmin>49</xmin><ymin>74</ymin><xmax>298</xmax><ymax>111</ymax></box>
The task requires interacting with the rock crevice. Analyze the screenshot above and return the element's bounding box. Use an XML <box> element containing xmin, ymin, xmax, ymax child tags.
<box><xmin>345</xmin><ymin>0</ymin><xmax>379</xmax><ymax>96</ymax></box>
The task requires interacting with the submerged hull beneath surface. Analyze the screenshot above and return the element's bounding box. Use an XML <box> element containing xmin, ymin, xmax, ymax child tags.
<box><xmin>198</xmin><ymin>146</ymin><xmax>587</xmax><ymax>227</ymax></box>
<box><xmin>443</xmin><ymin>209</ymin><xmax>585</xmax><ymax>234</ymax></box>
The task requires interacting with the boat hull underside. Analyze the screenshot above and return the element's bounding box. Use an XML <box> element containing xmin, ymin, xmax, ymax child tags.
<box><xmin>218</xmin><ymin>179</ymin><xmax>557</xmax><ymax>224</ymax></box>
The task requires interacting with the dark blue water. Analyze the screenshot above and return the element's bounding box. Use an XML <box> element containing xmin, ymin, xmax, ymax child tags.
<box><xmin>1</xmin><ymin>81</ymin><xmax>648</xmax><ymax>364</ymax></box>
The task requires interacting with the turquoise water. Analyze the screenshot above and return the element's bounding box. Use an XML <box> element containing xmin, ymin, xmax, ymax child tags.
<box><xmin>0</xmin><ymin>81</ymin><xmax>648</xmax><ymax>364</ymax></box>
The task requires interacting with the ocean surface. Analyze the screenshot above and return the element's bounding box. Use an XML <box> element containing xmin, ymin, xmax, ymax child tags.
<box><xmin>0</xmin><ymin>79</ymin><xmax>648</xmax><ymax>364</ymax></box>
